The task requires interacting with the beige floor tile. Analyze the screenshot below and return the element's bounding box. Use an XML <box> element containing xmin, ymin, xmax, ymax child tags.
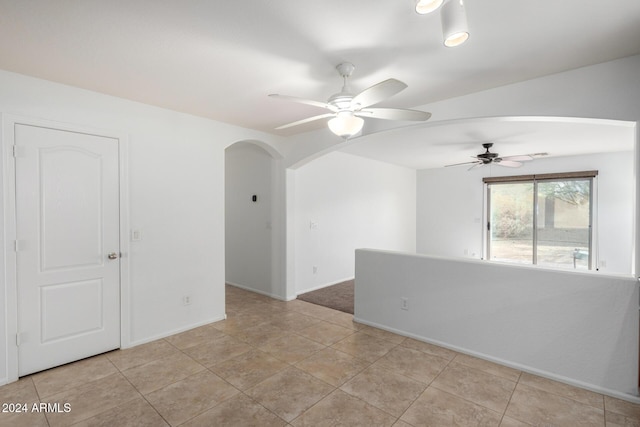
<box><xmin>276</xmin><ymin>298</ymin><xmax>315</xmax><ymax>312</ymax></box>
<box><xmin>499</xmin><ymin>416</ymin><xmax>532</xmax><ymax>426</ymax></box>
<box><xmin>373</xmin><ymin>345</ymin><xmax>449</xmax><ymax>385</ymax></box>
<box><xmin>340</xmin><ymin>365</ymin><xmax>426</xmax><ymax>417</ymax></box>
<box><xmin>505</xmin><ymin>383</ymin><xmax>605</xmax><ymax>427</ymax></box>
<box><xmin>31</xmin><ymin>354</ymin><xmax>119</xmax><ymax>398</ymax></box>
<box><xmin>331</xmin><ymin>331</ymin><xmax>398</xmax><ymax>363</ymax></box>
<box><xmin>122</xmin><ymin>351</ymin><xmax>205</xmax><ymax>394</ymax></box>
<box><xmin>209</xmin><ymin>349</ymin><xmax>289</xmax><ymax>390</ymax></box>
<box><xmin>247</xmin><ymin>367</ymin><xmax>334</xmax><ymax>422</ymax></box>
<box><xmin>4</xmin><ymin>284</ymin><xmax>628</xmax><ymax>427</ymax></box>
<box><xmin>0</xmin><ymin>409</ymin><xmax>48</xmax><ymax>427</ymax></box>
<box><xmin>258</xmin><ymin>333</ymin><xmax>326</xmax><ymax>364</ymax></box>
<box><xmin>401</xmin><ymin>387</ymin><xmax>502</xmax><ymax>426</ymax></box>
<box><xmin>181</xmin><ymin>393</ymin><xmax>286</xmax><ymax>427</ymax></box>
<box><xmin>453</xmin><ymin>353</ymin><xmax>521</xmax><ymax>382</ymax></box>
<box><xmin>44</xmin><ymin>372</ymin><xmax>141</xmax><ymax>427</ymax></box>
<box><xmin>431</xmin><ymin>363</ymin><xmax>516</xmax><ymax>413</ymax></box>
<box><xmin>0</xmin><ymin>378</ymin><xmax>48</xmax><ymax>427</ymax></box>
<box><xmin>605</xmin><ymin>409</ymin><xmax>640</xmax><ymax>426</ymax></box>
<box><xmin>292</xmin><ymin>389</ymin><xmax>396</xmax><ymax>426</ymax></box>
<box><xmin>232</xmin><ymin>322</ymin><xmax>288</xmax><ymax>347</ymax></box>
<box><xmin>605</xmin><ymin>396</ymin><xmax>640</xmax><ymax>419</ymax></box>
<box><xmin>145</xmin><ymin>370</ymin><xmax>239</xmax><ymax>426</ymax></box>
<box><xmin>268</xmin><ymin>310</ymin><xmax>322</xmax><ymax>332</ymax></box>
<box><xmin>323</xmin><ymin>310</ymin><xmax>362</xmax><ymax>330</ymax></box>
<box><xmin>400</xmin><ymin>337</ymin><xmax>459</xmax><ymax>361</ymax></box>
<box><xmin>0</xmin><ymin>377</ymin><xmax>40</xmax><ymax>403</ymax></box>
<box><xmin>71</xmin><ymin>396</ymin><xmax>168</xmax><ymax>427</ymax></box>
<box><xmin>183</xmin><ymin>334</ymin><xmax>253</xmax><ymax>367</ymax></box>
<box><xmin>291</xmin><ymin>301</ymin><xmax>340</xmax><ymax>320</ymax></box>
<box><xmin>211</xmin><ymin>314</ymin><xmax>270</xmax><ymax>334</ymax></box>
<box><xmin>519</xmin><ymin>372</ymin><xmax>603</xmax><ymax>409</ymax></box>
<box><xmin>295</xmin><ymin>347</ymin><xmax>370</xmax><ymax>386</ymax></box>
<box><xmin>163</xmin><ymin>323</ymin><xmax>226</xmax><ymax>350</ymax></box>
<box><xmin>297</xmin><ymin>320</ymin><xmax>354</xmax><ymax>346</ymax></box>
<box><xmin>358</xmin><ymin>325</ymin><xmax>406</xmax><ymax>344</ymax></box>
<box><xmin>106</xmin><ymin>339</ymin><xmax>179</xmax><ymax>371</ymax></box>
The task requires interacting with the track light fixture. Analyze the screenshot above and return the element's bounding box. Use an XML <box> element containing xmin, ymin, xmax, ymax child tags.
<box><xmin>415</xmin><ymin>0</ymin><xmax>470</xmax><ymax>47</ymax></box>
<box><xmin>415</xmin><ymin>0</ymin><xmax>443</xmax><ymax>15</ymax></box>
<box><xmin>441</xmin><ymin>0</ymin><xmax>469</xmax><ymax>47</ymax></box>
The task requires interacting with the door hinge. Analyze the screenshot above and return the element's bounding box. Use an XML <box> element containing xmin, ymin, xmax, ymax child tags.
<box><xmin>14</xmin><ymin>240</ymin><xmax>24</xmax><ymax>252</ymax></box>
<box><xmin>16</xmin><ymin>332</ymin><xmax>22</xmax><ymax>346</ymax></box>
<box><xmin>12</xmin><ymin>145</ymin><xmax>28</xmax><ymax>158</ymax></box>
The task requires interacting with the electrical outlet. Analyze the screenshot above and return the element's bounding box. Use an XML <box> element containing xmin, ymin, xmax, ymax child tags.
<box><xmin>183</xmin><ymin>296</ymin><xmax>192</xmax><ymax>306</ymax></box>
<box><xmin>401</xmin><ymin>297</ymin><xmax>409</xmax><ymax>311</ymax></box>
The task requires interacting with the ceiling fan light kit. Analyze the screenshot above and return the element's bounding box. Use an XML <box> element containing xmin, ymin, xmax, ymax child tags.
<box><xmin>445</xmin><ymin>143</ymin><xmax>540</xmax><ymax>170</ymax></box>
<box><xmin>328</xmin><ymin>112</ymin><xmax>364</xmax><ymax>139</ymax></box>
<box><xmin>270</xmin><ymin>62</ymin><xmax>431</xmax><ymax>139</ymax></box>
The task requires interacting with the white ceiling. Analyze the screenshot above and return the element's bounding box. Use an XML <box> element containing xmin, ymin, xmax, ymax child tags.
<box><xmin>339</xmin><ymin>117</ymin><xmax>636</xmax><ymax>170</ymax></box>
<box><xmin>0</xmin><ymin>1</ymin><xmax>638</xmax><ymax>169</ymax></box>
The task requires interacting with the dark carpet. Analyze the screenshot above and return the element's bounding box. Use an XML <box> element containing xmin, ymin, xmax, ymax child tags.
<box><xmin>297</xmin><ymin>279</ymin><xmax>354</xmax><ymax>314</ymax></box>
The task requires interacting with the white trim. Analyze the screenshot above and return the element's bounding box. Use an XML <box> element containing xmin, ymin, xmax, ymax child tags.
<box><xmin>1</xmin><ymin>114</ymin><xmax>130</xmax><ymax>382</ymax></box>
<box><xmin>225</xmin><ymin>281</ymin><xmax>295</xmax><ymax>301</ymax></box>
<box><xmin>353</xmin><ymin>316</ymin><xmax>640</xmax><ymax>405</ymax></box>
<box><xmin>123</xmin><ymin>316</ymin><xmax>226</xmax><ymax>349</ymax></box>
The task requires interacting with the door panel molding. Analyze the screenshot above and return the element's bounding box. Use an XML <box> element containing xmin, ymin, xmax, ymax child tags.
<box><xmin>1</xmin><ymin>114</ymin><xmax>130</xmax><ymax>383</ymax></box>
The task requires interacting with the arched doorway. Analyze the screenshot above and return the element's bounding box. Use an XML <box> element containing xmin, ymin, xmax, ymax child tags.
<box><xmin>225</xmin><ymin>140</ymin><xmax>284</xmax><ymax>299</ymax></box>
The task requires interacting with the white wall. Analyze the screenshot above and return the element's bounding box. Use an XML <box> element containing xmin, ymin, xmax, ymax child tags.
<box><xmin>225</xmin><ymin>142</ymin><xmax>275</xmax><ymax>296</ymax></box>
<box><xmin>293</xmin><ymin>151</ymin><xmax>416</xmax><ymax>294</ymax></box>
<box><xmin>355</xmin><ymin>249</ymin><xmax>639</xmax><ymax>400</ymax></box>
<box><xmin>0</xmin><ymin>70</ymin><xmax>283</xmax><ymax>384</ymax></box>
<box><xmin>417</xmin><ymin>151</ymin><xmax>635</xmax><ymax>275</ymax></box>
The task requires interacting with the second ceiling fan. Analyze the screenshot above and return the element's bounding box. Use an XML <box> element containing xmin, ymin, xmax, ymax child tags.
<box><xmin>446</xmin><ymin>143</ymin><xmax>543</xmax><ymax>170</ymax></box>
<box><xmin>269</xmin><ymin>62</ymin><xmax>431</xmax><ymax>138</ymax></box>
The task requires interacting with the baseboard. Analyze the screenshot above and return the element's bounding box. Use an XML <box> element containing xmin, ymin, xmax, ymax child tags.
<box><xmin>225</xmin><ymin>281</ymin><xmax>290</xmax><ymax>301</ymax></box>
<box><xmin>353</xmin><ymin>316</ymin><xmax>640</xmax><ymax>404</ymax></box>
<box><xmin>123</xmin><ymin>315</ymin><xmax>226</xmax><ymax>349</ymax></box>
<box><xmin>296</xmin><ymin>277</ymin><xmax>354</xmax><ymax>296</ymax></box>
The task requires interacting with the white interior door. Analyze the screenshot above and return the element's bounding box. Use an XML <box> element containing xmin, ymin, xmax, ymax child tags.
<box><xmin>15</xmin><ymin>124</ymin><xmax>121</xmax><ymax>376</ymax></box>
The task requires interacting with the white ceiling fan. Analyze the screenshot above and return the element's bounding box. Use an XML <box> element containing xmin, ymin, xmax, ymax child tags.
<box><xmin>269</xmin><ymin>62</ymin><xmax>431</xmax><ymax>139</ymax></box>
<box><xmin>445</xmin><ymin>143</ymin><xmax>547</xmax><ymax>170</ymax></box>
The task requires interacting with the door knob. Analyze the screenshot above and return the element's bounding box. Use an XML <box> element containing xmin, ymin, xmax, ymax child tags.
<box><xmin>107</xmin><ymin>252</ymin><xmax>119</xmax><ymax>260</ymax></box>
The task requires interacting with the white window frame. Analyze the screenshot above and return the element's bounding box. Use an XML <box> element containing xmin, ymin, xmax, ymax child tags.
<box><xmin>482</xmin><ymin>170</ymin><xmax>598</xmax><ymax>270</ymax></box>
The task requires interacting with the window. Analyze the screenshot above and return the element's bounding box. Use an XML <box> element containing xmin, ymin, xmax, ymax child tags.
<box><xmin>484</xmin><ymin>171</ymin><xmax>596</xmax><ymax>270</ymax></box>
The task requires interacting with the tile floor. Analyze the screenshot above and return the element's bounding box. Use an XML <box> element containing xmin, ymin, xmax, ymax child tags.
<box><xmin>2</xmin><ymin>284</ymin><xmax>640</xmax><ymax>426</ymax></box>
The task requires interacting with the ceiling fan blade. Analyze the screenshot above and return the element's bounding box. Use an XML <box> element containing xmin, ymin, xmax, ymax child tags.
<box><xmin>500</xmin><ymin>155</ymin><xmax>533</xmax><ymax>162</ymax></box>
<box><xmin>445</xmin><ymin>160</ymin><xmax>482</xmax><ymax>167</ymax></box>
<box><xmin>468</xmin><ymin>163</ymin><xmax>485</xmax><ymax>171</ymax></box>
<box><xmin>269</xmin><ymin>94</ymin><xmax>337</xmax><ymax>112</ymax></box>
<box><xmin>351</xmin><ymin>78</ymin><xmax>407</xmax><ymax>109</ymax></box>
<box><xmin>274</xmin><ymin>113</ymin><xmax>335</xmax><ymax>130</ymax></box>
<box><xmin>357</xmin><ymin>108</ymin><xmax>431</xmax><ymax>122</ymax></box>
<box><xmin>494</xmin><ymin>159</ymin><xmax>523</xmax><ymax>168</ymax></box>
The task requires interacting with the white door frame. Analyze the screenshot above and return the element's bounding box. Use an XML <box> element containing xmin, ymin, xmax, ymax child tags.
<box><xmin>1</xmin><ymin>114</ymin><xmax>131</xmax><ymax>383</ymax></box>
